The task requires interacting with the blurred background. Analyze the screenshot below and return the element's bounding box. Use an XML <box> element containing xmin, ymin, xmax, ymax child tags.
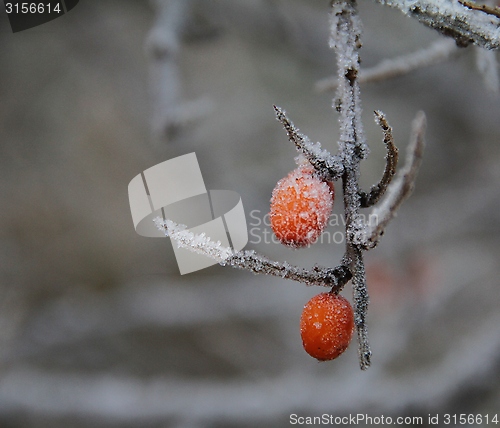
<box><xmin>0</xmin><ymin>1</ymin><xmax>499</xmax><ymax>427</ymax></box>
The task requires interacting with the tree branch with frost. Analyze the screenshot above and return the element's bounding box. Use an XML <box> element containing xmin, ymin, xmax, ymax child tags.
<box><xmin>146</xmin><ymin>0</ymin><xmax>211</xmax><ymax>141</ymax></box>
<box><xmin>362</xmin><ymin>111</ymin><xmax>426</xmax><ymax>249</ymax></box>
<box><xmin>359</xmin><ymin>111</ymin><xmax>399</xmax><ymax>208</ymax></box>
<box><xmin>152</xmin><ymin>0</ymin><xmax>427</xmax><ymax>372</ymax></box>
<box><xmin>155</xmin><ymin>218</ymin><xmax>352</xmax><ymax>289</ymax></box>
<box><xmin>273</xmin><ymin>105</ymin><xmax>344</xmax><ymax>181</ymax></box>
<box><xmin>372</xmin><ymin>0</ymin><xmax>500</xmax><ymax>49</ymax></box>
<box><xmin>227</xmin><ymin>252</ymin><xmax>352</xmax><ymax>290</ymax></box>
<box><xmin>329</xmin><ymin>0</ymin><xmax>373</xmax><ymax>370</ymax></box>
<box><xmin>458</xmin><ymin>0</ymin><xmax>500</xmax><ymax>19</ymax></box>
<box><xmin>154</xmin><ymin>218</ymin><xmax>234</xmax><ymax>263</ymax></box>
<box><xmin>316</xmin><ymin>38</ymin><xmax>459</xmax><ymax>92</ymax></box>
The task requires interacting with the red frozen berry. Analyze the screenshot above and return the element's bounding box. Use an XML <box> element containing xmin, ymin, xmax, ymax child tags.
<box><xmin>300</xmin><ymin>292</ymin><xmax>355</xmax><ymax>361</ymax></box>
<box><xmin>270</xmin><ymin>167</ymin><xmax>334</xmax><ymax>248</ymax></box>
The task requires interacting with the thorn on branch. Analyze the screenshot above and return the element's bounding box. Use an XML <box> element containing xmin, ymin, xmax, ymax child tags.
<box><xmin>363</xmin><ymin>111</ymin><xmax>427</xmax><ymax>249</ymax></box>
<box><xmin>359</xmin><ymin>111</ymin><xmax>399</xmax><ymax>208</ymax></box>
<box><xmin>273</xmin><ymin>105</ymin><xmax>344</xmax><ymax>181</ymax></box>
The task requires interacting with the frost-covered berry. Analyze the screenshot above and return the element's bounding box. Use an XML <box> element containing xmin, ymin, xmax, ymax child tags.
<box><xmin>300</xmin><ymin>292</ymin><xmax>354</xmax><ymax>361</ymax></box>
<box><xmin>270</xmin><ymin>167</ymin><xmax>334</xmax><ymax>248</ymax></box>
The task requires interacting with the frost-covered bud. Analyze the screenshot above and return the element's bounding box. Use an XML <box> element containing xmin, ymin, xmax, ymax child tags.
<box><xmin>270</xmin><ymin>166</ymin><xmax>334</xmax><ymax>248</ymax></box>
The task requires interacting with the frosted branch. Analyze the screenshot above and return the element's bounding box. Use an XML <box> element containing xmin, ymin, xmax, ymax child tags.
<box><xmin>155</xmin><ymin>218</ymin><xmax>234</xmax><ymax>263</ymax></box>
<box><xmin>152</xmin><ymin>0</ymin><xmax>430</xmax><ymax>372</ymax></box>
<box><xmin>155</xmin><ymin>218</ymin><xmax>352</xmax><ymax>288</ymax></box>
<box><xmin>273</xmin><ymin>105</ymin><xmax>344</xmax><ymax>181</ymax></box>
<box><xmin>146</xmin><ymin>0</ymin><xmax>189</xmax><ymax>140</ymax></box>
<box><xmin>458</xmin><ymin>0</ymin><xmax>500</xmax><ymax>19</ymax></box>
<box><xmin>227</xmin><ymin>251</ymin><xmax>352</xmax><ymax>290</ymax></box>
<box><xmin>316</xmin><ymin>38</ymin><xmax>459</xmax><ymax>92</ymax></box>
<box><xmin>330</xmin><ymin>0</ymin><xmax>371</xmax><ymax>370</ymax></box>
<box><xmin>359</xmin><ymin>111</ymin><xmax>399</xmax><ymax>208</ymax></box>
<box><xmin>146</xmin><ymin>0</ymin><xmax>211</xmax><ymax>141</ymax></box>
<box><xmin>364</xmin><ymin>111</ymin><xmax>427</xmax><ymax>248</ymax></box>
<box><xmin>373</xmin><ymin>0</ymin><xmax>500</xmax><ymax>49</ymax></box>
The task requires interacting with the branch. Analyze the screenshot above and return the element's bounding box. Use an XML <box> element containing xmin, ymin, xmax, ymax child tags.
<box><xmin>458</xmin><ymin>0</ymin><xmax>500</xmax><ymax>19</ymax></box>
<box><xmin>316</xmin><ymin>38</ymin><xmax>459</xmax><ymax>92</ymax></box>
<box><xmin>363</xmin><ymin>111</ymin><xmax>427</xmax><ymax>248</ymax></box>
<box><xmin>155</xmin><ymin>218</ymin><xmax>352</xmax><ymax>289</ymax></box>
<box><xmin>330</xmin><ymin>0</ymin><xmax>371</xmax><ymax>370</ymax></box>
<box><xmin>146</xmin><ymin>0</ymin><xmax>211</xmax><ymax>141</ymax></box>
<box><xmin>155</xmin><ymin>218</ymin><xmax>234</xmax><ymax>263</ymax></box>
<box><xmin>372</xmin><ymin>0</ymin><xmax>500</xmax><ymax>50</ymax></box>
<box><xmin>359</xmin><ymin>111</ymin><xmax>399</xmax><ymax>208</ymax></box>
<box><xmin>227</xmin><ymin>252</ymin><xmax>352</xmax><ymax>291</ymax></box>
<box><xmin>273</xmin><ymin>105</ymin><xmax>344</xmax><ymax>181</ymax></box>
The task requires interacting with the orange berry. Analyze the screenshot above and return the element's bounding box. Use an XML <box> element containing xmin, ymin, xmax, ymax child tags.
<box><xmin>300</xmin><ymin>292</ymin><xmax>354</xmax><ymax>361</ymax></box>
<box><xmin>270</xmin><ymin>167</ymin><xmax>333</xmax><ymax>248</ymax></box>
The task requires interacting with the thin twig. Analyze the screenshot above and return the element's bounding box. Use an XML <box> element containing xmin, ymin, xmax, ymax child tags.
<box><xmin>146</xmin><ymin>0</ymin><xmax>211</xmax><ymax>141</ymax></box>
<box><xmin>359</xmin><ymin>111</ymin><xmax>399</xmax><ymax>208</ymax></box>
<box><xmin>373</xmin><ymin>0</ymin><xmax>500</xmax><ymax>49</ymax></box>
<box><xmin>316</xmin><ymin>38</ymin><xmax>459</xmax><ymax>92</ymax></box>
<box><xmin>363</xmin><ymin>111</ymin><xmax>427</xmax><ymax>248</ymax></box>
<box><xmin>228</xmin><ymin>252</ymin><xmax>352</xmax><ymax>290</ymax></box>
<box><xmin>155</xmin><ymin>218</ymin><xmax>234</xmax><ymax>263</ymax></box>
<box><xmin>458</xmin><ymin>0</ymin><xmax>500</xmax><ymax>19</ymax></box>
<box><xmin>273</xmin><ymin>105</ymin><xmax>344</xmax><ymax>181</ymax></box>
<box><xmin>146</xmin><ymin>0</ymin><xmax>190</xmax><ymax>140</ymax></box>
<box><xmin>155</xmin><ymin>218</ymin><xmax>352</xmax><ymax>289</ymax></box>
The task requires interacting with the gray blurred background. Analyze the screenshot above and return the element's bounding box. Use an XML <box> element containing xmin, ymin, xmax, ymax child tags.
<box><xmin>0</xmin><ymin>1</ymin><xmax>499</xmax><ymax>427</ymax></box>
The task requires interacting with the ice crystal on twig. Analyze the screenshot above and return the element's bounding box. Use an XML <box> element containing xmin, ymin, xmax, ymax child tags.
<box><xmin>273</xmin><ymin>105</ymin><xmax>344</xmax><ymax>181</ymax></box>
<box><xmin>154</xmin><ymin>218</ymin><xmax>234</xmax><ymax>263</ymax></box>
<box><xmin>373</xmin><ymin>0</ymin><xmax>500</xmax><ymax>49</ymax></box>
<box><xmin>458</xmin><ymin>0</ymin><xmax>500</xmax><ymax>19</ymax></box>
